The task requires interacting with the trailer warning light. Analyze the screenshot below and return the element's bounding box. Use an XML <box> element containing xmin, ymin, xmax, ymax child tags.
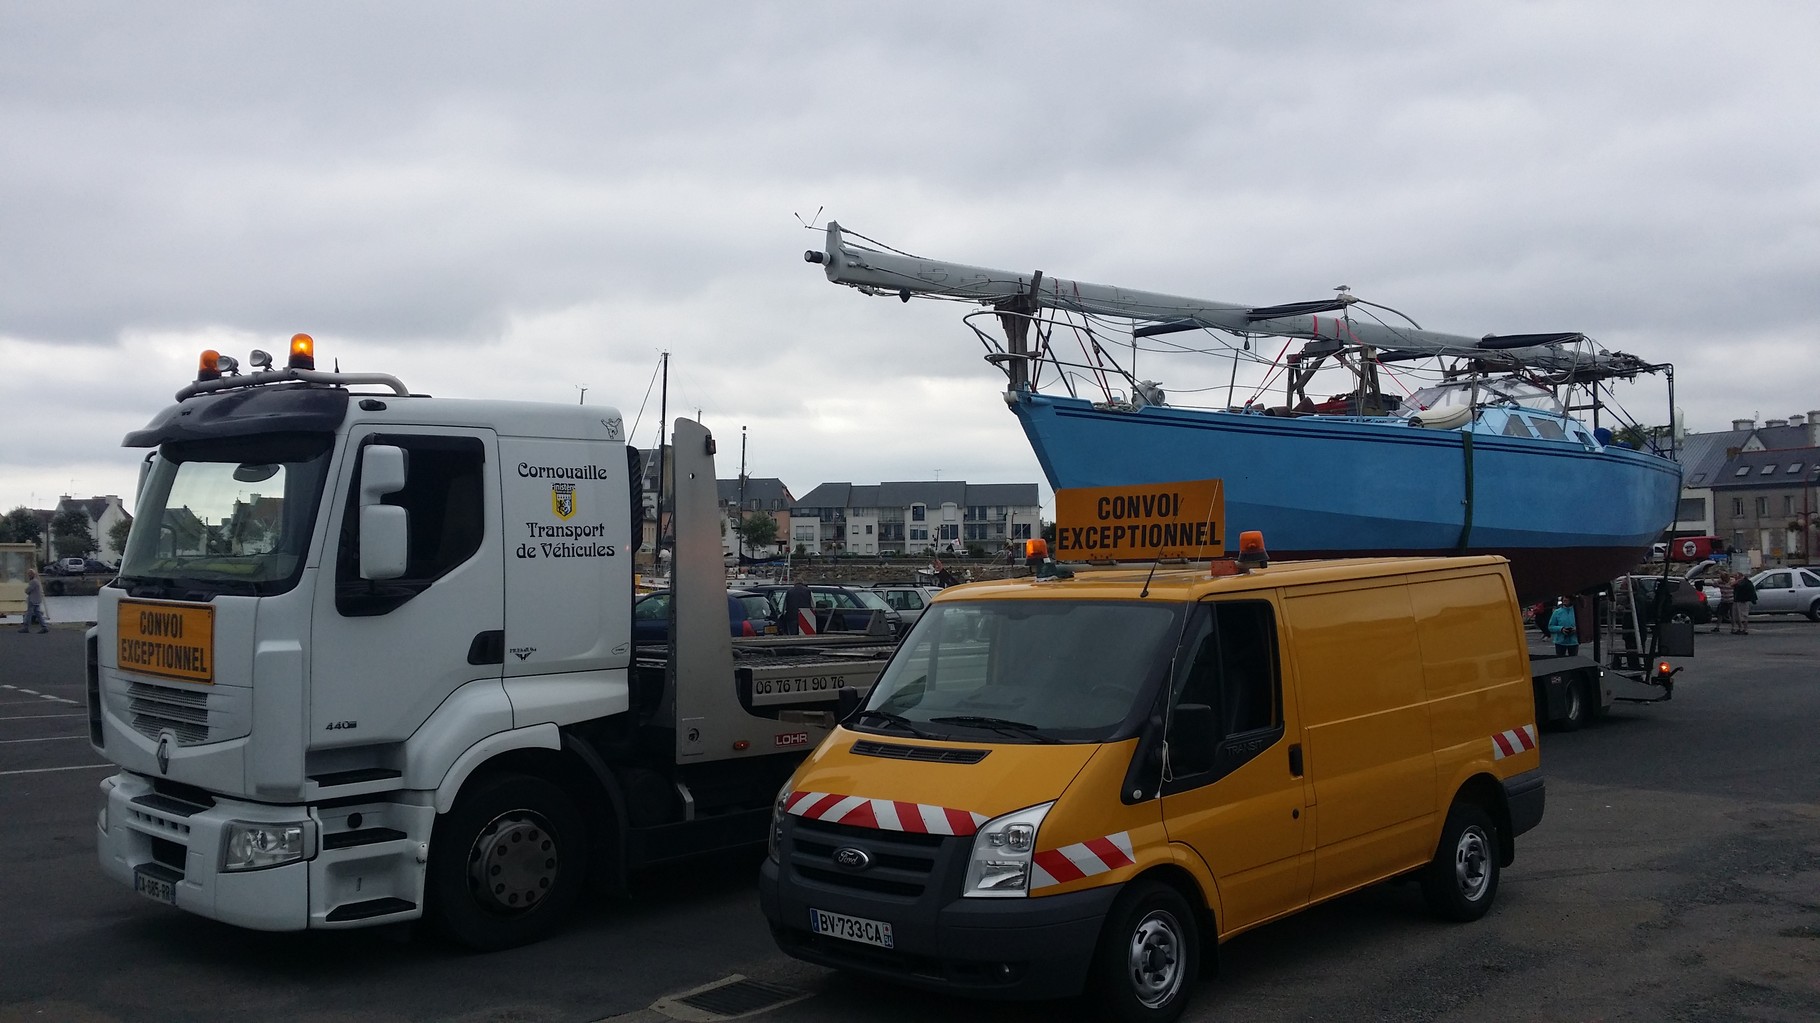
<box><xmin>196</xmin><ymin>349</ymin><xmax>222</xmax><ymax>382</ymax></box>
<box><xmin>288</xmin><ymin>333</ymin><xmax>316</xmax><ymax>370</ymax></box>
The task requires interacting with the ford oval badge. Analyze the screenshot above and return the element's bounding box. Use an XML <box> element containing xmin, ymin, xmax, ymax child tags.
<box><xmin>832</xmin><ymin>846</ymin><xmax>872</xmax><ymax>870</ymax></box>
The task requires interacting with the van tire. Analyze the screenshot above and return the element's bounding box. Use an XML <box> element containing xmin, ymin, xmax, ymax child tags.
<box><xmin>1421</xmin><ymin>802</ymin><xmax>1500</xmax><ymax>922</ymax></box>
<box><xmin>1090</xmin><ymin>880</ymin><xmax>1199</xmax><ymax>1023</ymax></box>
<box><xmin>426</xmin><ymin>773</ymin><xmax>589</xmax><ymax>950</ymax></box>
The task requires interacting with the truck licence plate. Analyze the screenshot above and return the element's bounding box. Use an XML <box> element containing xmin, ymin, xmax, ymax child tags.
<box><xmin>134</xmin><ymin>869</ymin><xmax>176</xmax><ymax>905</ymax></box>
<box><xmin>808</xmin><ymin>907</ymin><xmax>894</xmax><ymax>949</ymax></box>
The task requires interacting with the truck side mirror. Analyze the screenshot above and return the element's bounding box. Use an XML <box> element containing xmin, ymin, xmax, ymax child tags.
<box><xmin>358</xmin><ymin>445</ymin><xmax>409</xmax><ymax>581</ymax></box>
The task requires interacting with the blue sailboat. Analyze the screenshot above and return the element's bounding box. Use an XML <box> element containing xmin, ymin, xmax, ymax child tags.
<box><xmin>807</xmin><ymin>223</ymin><xmax>1681</xmax><ymax>603</ymax></box>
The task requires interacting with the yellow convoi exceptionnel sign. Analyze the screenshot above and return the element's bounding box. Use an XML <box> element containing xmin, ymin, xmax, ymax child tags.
<box><xmin>1054</xmin><ymin>479</ymin><xmax>1225</xmax><ymax>561</ymax></box>
<box><xmin>117</xmin><ymin>600</ymin><xmax>215</xmax><ymax>684</ymax></box>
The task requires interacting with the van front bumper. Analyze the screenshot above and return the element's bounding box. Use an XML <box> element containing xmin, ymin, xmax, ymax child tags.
<box><xmin>759</xmin><ymin>856</ymin><xmax>1120</xmax><ymax>1000</ymax></box>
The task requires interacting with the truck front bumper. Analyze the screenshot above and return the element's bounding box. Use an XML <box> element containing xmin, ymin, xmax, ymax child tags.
<box><xmin>759</xmin><ymin>856</ymin><xmax>1120</xmax><ymax>1000</ymax></box>
<box><xmin>97</xmin><ymin>771</ymin><xmax>433</xmax><ymax>931</ymax></box>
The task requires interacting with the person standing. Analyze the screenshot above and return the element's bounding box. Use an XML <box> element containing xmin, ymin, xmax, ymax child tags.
<box><xmin>1730</xmin><ymin>571</ymin><xmax>1757</xmax><ymax>634</ymax></box>
<box><xmin>1713</xmin><ymin>573</ymin><xmax>1734</xmax><ymax>634</ymax></box>
<box><xmin>781</xmin><ymin>579</ymin><xmax>812</xmax><ymax>635</ymax></box>
<box><xmin>19</xmin><ymin>568</ymin><xmax>49</xmax><ymax>633</ymax></box>
<box><xmin>1546</xmin><ymin>596</ymin><xmax>1580</xmax><ymax>656</ymax></box>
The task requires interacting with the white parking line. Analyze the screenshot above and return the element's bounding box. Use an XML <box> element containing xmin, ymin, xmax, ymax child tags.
<box><xmin>0</xmin><ymin>713</ymin><xmax>87</xmax><ymax>721</ymax></box>
<box><xmin>0</xmin><ymin>735</ymin><xmax>88</xmax><ymax>744</ymax></box>
<box><xmin>0</xmin><ymin>764</ymin><xmax>112</xmax><ymax>776</ymax></box>
<box><xmin>0</xmin><ymin>684</ymin><xmax>79</xmax><ymax>706</ymax></box>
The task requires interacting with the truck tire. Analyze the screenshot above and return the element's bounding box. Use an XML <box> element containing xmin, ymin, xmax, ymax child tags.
<box><xmin>1090</xmin><ymin>879</ymin><xmax>1199</xmax><ymax>1023</ymax></box>
<box><xmin>1421</xmin><ymin>802</ymin><xmax>1500</xmax><ymax>922</ymax></box>
<box><xmin>426</xmin><ymin>772</ymin><xmax>589</xmax><ymax>950</ymax></box>
<box><xmin>1556</xmin><ymin>674</ymin><xmax>1589</xmax><ymax>732</ymax></box>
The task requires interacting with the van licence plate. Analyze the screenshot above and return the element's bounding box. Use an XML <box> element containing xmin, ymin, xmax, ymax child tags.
<box><xmin>808</xmin><ymin>907</ymin><xmax>894</xmax><ymax>949</ymax></box>
<box><xmin>134</xmin><ymin>869</ymin><xmax>176</xmax><ymax>905</ymax></box>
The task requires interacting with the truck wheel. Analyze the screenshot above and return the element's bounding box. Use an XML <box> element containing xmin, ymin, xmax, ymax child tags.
<box><xmin>1090</xmin><ymin>880</ymin><xmax>1199</xmax><ymax>1023</ymax></box>
<box><xmin>1557</xmin><ymin>674</ymin><xmax>1588</xmax><ymax>732</ymax></box>
<box><xmin>427</xmin><ymin>773</ymin><xmax>589</xmax><ymax>950</ymax></box>
<box><xmin>1421</xmin><ymin>802</ymin><xmax>1500</xmax><ymax>922</ymax></box>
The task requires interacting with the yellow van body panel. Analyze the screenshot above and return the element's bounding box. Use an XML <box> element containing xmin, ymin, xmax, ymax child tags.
<box><xmin>1019</xmin><ymin>739</ymin><xmax>1168</xmax><ymax>896</ymax></box>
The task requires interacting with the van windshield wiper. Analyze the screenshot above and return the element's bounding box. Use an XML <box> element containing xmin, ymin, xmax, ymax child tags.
<box><xmin>928</xmin><ymin>715</ymin><xmax>1061</xmax><ymax>744</ymax></box>
<box><xmin>854</xmin><ymin>709</ymin><xmax>936</xmax><ymax>739</ymax></box>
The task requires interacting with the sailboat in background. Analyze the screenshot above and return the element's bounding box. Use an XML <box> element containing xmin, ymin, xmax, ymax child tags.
<box><xmin>806</xmin><ymin>222</ymin><xmax>1682</xmax><ymax>603</ymax></box>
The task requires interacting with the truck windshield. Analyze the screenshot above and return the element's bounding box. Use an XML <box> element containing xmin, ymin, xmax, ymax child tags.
<box><xmin>119</xmin><ymin>433</ymin><xmax>336</xmax><ymax>598</ymax></box>
<box><xmin>858</xmin><ymin>599</ymin><xmax>1182</xmax><ymax>743</ymax></box>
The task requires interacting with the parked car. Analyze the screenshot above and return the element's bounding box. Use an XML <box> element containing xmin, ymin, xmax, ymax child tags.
<box><xmin>631</xmin><ymin>588</ymin><xmax>777</xmax><ymax>645</ymax></box>
<box><xmin>746</xmin><ymin>583</ymin><xmax>902</xmax><ymax>636</ymax></box>
<box><xmin>82</xmin><ymin>559</ymin><xmax>116</xmax><ymax>575</ymax></box>
<box><xmin>53</xmin><ymin>557</ymin><xmax>87</xmax><ymax>575</ymax></box>
<box><xmin>1624</xmin><ymin>574</ymin><xmax>1712</xmax><ymax>625</ymax></box>
<box><xmin>1747</xmin><ymin>567</ymin><xmax>1820</xmax><ymax>621</ymax></box>
<box><xmin>868</xmin><ymin>584</ymin><xmax>943</xmax><ymax>628</ymax></box>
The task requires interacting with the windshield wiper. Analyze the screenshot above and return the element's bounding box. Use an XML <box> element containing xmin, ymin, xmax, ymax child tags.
<box><xmin>853</xmin><ymin>708</ymin><xmax>936</xmax><ymax>739</ymax></box>
<box><xmin>928</xmin><ymin>715</ymin><xmax>1061</xmax><ymax>744</ymax></box>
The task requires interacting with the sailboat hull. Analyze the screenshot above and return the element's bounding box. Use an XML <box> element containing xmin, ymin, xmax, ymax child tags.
<box><xmin>1011</xmin><ymin>392</ymin><xmax>1682</xmax><ymax>604</ymax></box>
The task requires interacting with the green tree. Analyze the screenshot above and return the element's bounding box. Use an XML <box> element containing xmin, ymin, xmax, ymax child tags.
<box><xmin>736</xmin><ymin>511</ymin><xmax>779</xmax><ymax>553</ymax></box>
<box><xmin>0</xmin><ymin>506</ymin><xmax>42</xmax><ymax>546</ymax></box>
<box><xmin>51</xmin><ymin>509</ymin><xmax>98</xmax><ymax>559</ymax></box>
<box><xmin>108</xmin><ymin>518</ymin><xmax>134</xmax><ymax>559</ymax></box>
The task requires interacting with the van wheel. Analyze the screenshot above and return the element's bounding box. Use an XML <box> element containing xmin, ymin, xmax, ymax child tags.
<box><xmin>426</xmin><ymin>773</ymin><xmax>589</xmax><ymax>950</ymax></box>
<box><xmin>1090</xmin><ymin>880</ymin><xmax>1199</xmax><ymax>1023</ymax></box>
<box><xmin>1421</xmin><ymin>803</ymin><xmax>1500</xmax><ymax>922</ymax></box>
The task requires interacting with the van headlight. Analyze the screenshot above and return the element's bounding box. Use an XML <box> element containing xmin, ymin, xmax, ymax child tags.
<box><xmin>962</xmin><ymin>801</ymin><xmax>1053</xmax><ymax>898</ymax></box>
<box><xmin>222</xmin><ymin>821</ymin><xmax>310</xmax><ymax>871</ymax></box>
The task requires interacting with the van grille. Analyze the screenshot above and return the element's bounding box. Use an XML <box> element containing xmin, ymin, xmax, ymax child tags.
<box><xmin>128</xmin><ymin>681</ymin><xmax>210</xmax><ymax>744</ymax></box>
<box><xmin>850</xmin><ymin>740</ymin><xmax>989</xmax><ymax>764</ymax></box>
<box><xmin>787</xmin><ymin>816</ymin><xmax>950</xmax><ymax>898</ymax></box>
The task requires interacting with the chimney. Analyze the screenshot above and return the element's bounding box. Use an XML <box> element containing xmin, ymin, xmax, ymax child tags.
<box><xmin>1732</xmin><ymin>418</ymin><xmax>1755</xmax><ymax>431</ymax></box>
<box><xmin>1810</xmin><ymin>410</ymin><xmax>1820</xmax><ymax>446</ymax></box>
<box><xmin>1790</xmin><ymin>415</ymin><xmax>1806</xmax><ymax>427</ymax></box>
<box><xmin>1766</xmin><ymin>418</ymin><xmax>1788</xmax><ymax>428</ymax></box>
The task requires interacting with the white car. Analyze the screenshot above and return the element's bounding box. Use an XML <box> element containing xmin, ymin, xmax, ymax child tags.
<box><xmin>868</xmin><ymin>584</ymin><xmax>944</xmax><ymax>628</ymax></box>
<box><xmin>1748</xmin><ymin>567</ymin><xmax>1820</xmax><ymax>621</ymax></box>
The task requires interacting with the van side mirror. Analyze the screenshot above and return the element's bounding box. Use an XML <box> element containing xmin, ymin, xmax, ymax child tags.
<box><xmin>1165</xmin><ymin>703</ymin><xmax>1217</xmax><ymax>775</ymax></box>
<box><xmin>358</xmin><ymin>445</ymin><xmax>408</xmax><ymax>581</ymax></box>
<box><xmin>836</xmin><ymin>687</ymin><xmax>863</xmax><ymax>722</ymax></box>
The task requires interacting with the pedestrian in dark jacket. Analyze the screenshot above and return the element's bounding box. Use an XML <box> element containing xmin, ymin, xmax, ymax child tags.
<box><xmin>781</xmin><ymin>580</ymin><xmax>812</xmax><ymax>635</ymax></box>
<box><xmin>1730</xmin><ymin>572</ymin><xmax>1756</xmax><ymax>634</ymax></box>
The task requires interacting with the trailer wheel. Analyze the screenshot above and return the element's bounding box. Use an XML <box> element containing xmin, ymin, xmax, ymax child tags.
<box><xmin>427</xmin><ymin>772</ymin><xmax>589</xmax><ymax>950</ymax></box>
<box><xmin>1421</xmin><ymin>801</ymin><xmax>1500</xmax><ymax>922</ymax></box>
<box><xmin>1089</xmin><ymin>879</ymin><xmax>1199</xmax><ymax>1023</ymax></box>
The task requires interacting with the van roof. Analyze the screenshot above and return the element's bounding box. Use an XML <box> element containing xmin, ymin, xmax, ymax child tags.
<box><xmin>933</xmin><ymin>555</ymin><xmax>1512</xmax><ymax>603</ymax></box>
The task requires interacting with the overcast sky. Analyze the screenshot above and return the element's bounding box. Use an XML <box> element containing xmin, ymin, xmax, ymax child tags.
<box><xmin>4</xmin><ymin>2</ymin><xmax>1817</xmax><ymax>523</ymax></box>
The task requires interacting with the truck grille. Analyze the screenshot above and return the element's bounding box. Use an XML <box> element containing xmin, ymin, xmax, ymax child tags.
<box><xmin>788</xmin><ymin>816</ymin><xmax>951</xmax><ymax>898</ymax></box>
<box><xmin>127</xmin><ymin>681</ymin><xmax>210</xmax><ymax>744</ymax></box>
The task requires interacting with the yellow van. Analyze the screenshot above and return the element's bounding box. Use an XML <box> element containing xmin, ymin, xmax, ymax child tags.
<box><xmin>759</xmin><ymin>554</ymin><xmax>1543</xmax><ymax>1022</ymax></box>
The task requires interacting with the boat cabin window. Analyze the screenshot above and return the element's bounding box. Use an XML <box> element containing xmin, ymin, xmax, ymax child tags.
<box><xmin>1502</xmin><ymin>416</ymin><xmax>1537</xmax><ymax>438</ymax></box>
<box><xmin>1529</xmin><ymin>417</ymin><xmax>1568</xmax><ymax>441</ymax></box>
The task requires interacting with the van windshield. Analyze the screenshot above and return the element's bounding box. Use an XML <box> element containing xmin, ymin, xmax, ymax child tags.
<box><xmin>857</xmin><ymin>600</ymin><xmax>1182</xmax><ymax>743</ymax></box>
<box><xmin>119</xmin><ymin>433</ymin><xmax>335</xmax><ymax>598</ymax></box>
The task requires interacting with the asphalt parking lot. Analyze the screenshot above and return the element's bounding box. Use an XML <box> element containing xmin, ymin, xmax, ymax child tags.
<box><xmin>2</xmin><ymin>617</ymin><xmax>1817</xmax><ymax>1023</ymax></box>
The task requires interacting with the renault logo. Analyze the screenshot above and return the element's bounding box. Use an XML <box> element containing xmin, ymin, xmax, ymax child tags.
<box><xmin>156</xmin><ymin>736</ymin><xmax>171</xmax><ymax>775</ymax></box>
<box><xmin>832</xmin><ymin>846</ymin><xmax>872</xmax><ymax>871</ymax></box>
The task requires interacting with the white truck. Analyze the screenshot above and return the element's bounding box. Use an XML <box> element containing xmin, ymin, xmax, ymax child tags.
<box><xmin>90</xmin><ymin>339</ymin><xmax>893</xmax><ymax>948</ymax></box>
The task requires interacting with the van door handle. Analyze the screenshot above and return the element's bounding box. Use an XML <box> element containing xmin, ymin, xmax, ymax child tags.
<box><xmin>1288</xmin><ymin>743</ymin><xmax>1303</xmax><ymax>777</ymax></box>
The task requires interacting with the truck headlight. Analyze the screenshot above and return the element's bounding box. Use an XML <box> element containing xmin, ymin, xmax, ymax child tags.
<box><xmin>222</xmin><ymin>821</ymin><xmax>309</xmax><ymax>872</ymax></box>
<box><xmin>962</xmin><ymin>801</ymin><xmax>1053</xmax><ymax>898</ymax></box>
<box><xmin>768</xmin><ymin>782</ymin><xmax>793</xmax><ymax>863</ymax></box>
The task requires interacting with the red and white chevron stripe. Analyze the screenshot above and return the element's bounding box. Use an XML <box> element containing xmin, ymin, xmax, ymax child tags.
<box><xmin>1491</xmin><ymin>724</ymin><xmax>1538</xmax><ymax>760</ymax></box>
<box><xmin>1031</xmin><ymin>832</ymin><xmax>1136</xmax><ymax>890</ymax></box>
<box><xmin>784</xmin><ymin>790</ymin><xmax>986</xmax><ymax>835</ymax></box>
